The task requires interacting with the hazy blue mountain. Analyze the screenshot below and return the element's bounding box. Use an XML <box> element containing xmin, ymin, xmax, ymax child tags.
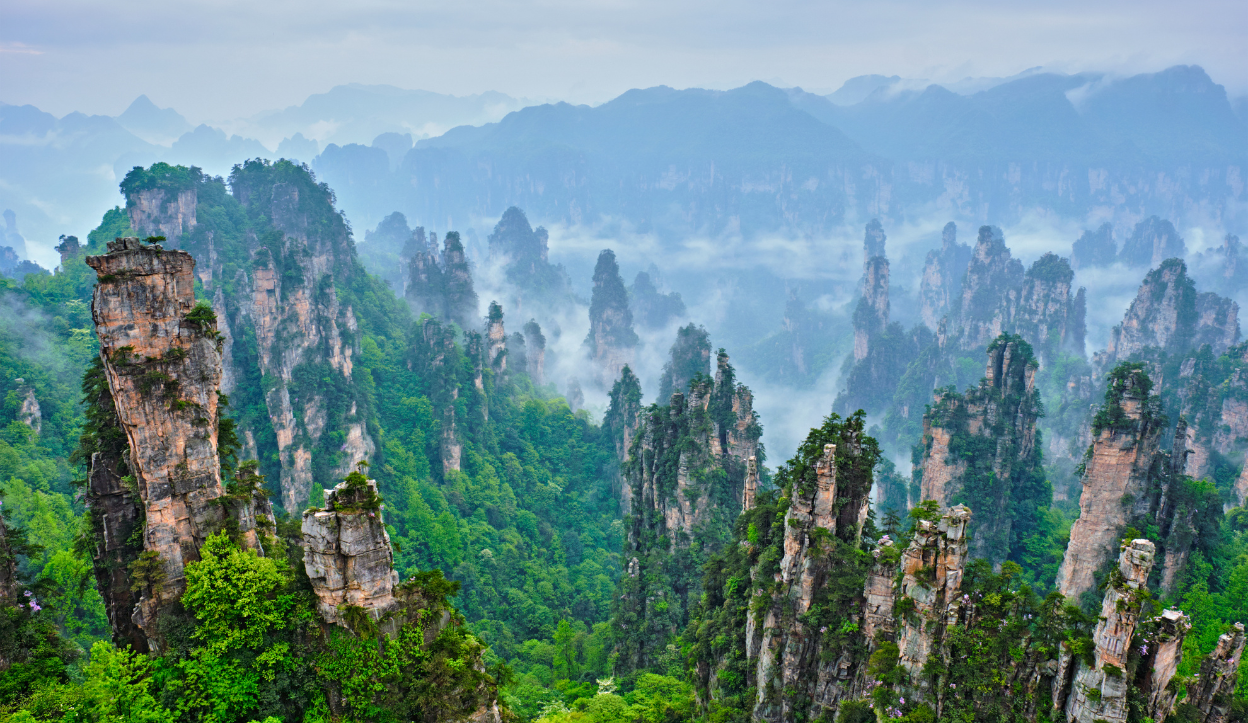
<box><xmin>0</xmin><ymin>103</ymin><xmax>159</xmax><ymax>263</ymax></box>
<box><xmin>826</xmin><ymin>75</ymin><xmax>901</xmax><ymax>105</ymax></box>
<box><xmin>166</xmin><ymin>125</ymin><xmax>271</xmax><ymax>177</ymax></box>
<box><xmin>232</xmin><ymin>84</ymin><xmax>524</xmax><ymax>147</ymax></box>
<box><xmin>115</xmin><ymin>94</ymin><xmax>193</xmax><ymax>145</ymax></box>
<box><xmin>275</xmin><ymin>132</ymin><xmax>320</xmax><ymax>163</ymax></box>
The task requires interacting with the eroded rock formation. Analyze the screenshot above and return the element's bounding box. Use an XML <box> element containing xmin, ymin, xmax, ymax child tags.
<box><xmin>586</xmin><ymin>249</ymin><xmax>639</xmax><ymax>388</ymax></box>
<box><xmin>916</xmin><ymin>335</ymin><xmax>1043</xmax><ymax>564</ymax></box>
<box><xmin>919</xmin><ymin>221</ymin><xmax>972</xmax><ymax>330</ymax></box>
<box><xmin>955</xmin><ymin>226</ymin><xmax>1024</xmax><ymax>349</ymax></box>
<box><xmin>1063</xmin><ymin>539</ymin><xmax>1155</xmax><ymax>723</ymax></box>
<box><xmin>854</xmin><ymin>220</ymin><xmax>890</xmax><ymax>362</ymax></box>
<box><xmin>613</xmin><ymin>352</ymin><xmax>760</xmax><ymax>673</ymax></box>
<box><xmin>87</xmin><ymin>236</ymin><xmax>267</xmax><ymax>644</ymax></box>
<box><xmin>1056</xmin><ymin>366</ymin><xmax>1166</xmax><ymax>602</ymax></box>
<box><xmin>1188</xmin><ymin>623</ymin><xmax>1246</xmax><ymax>723</ymax></box>
<box><xmin>1120</xmin><ymin>216</ymin><xmax>1186</xmax><ymax>268</ymax></box>
<box><xmin>302</xmin><ymin>474</ymin><xmax>399</xmax><ymax>626</ymax></box>
<box><xmin>896</xmin><ymin>505</ymin><xmax>971</xmax><ymax>679</ymax></box>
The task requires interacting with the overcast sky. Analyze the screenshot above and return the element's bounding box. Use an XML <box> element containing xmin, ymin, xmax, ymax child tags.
<box><xmin>3</xmin><ymin>0</ymin><xmax>1246</xmax><ymax>122</ymax></box>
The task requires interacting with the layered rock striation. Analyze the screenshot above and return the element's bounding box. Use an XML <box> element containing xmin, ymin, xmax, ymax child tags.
<box><xmin>87</xmin><ymin>236</ymin><xmax>267</xmax><ymax>644</ymax></box>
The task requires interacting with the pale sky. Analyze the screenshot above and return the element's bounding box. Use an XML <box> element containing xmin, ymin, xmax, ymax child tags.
<box><xmin>3</xmin><ymin>0</ymin><xmax>1246</xmax><ymax>121</ymax></box>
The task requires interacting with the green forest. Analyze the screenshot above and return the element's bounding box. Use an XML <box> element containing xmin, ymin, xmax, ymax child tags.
<box><xmin>0</xmin><ymin>161</ymin><xmax>1245</xmax><ymax>723</ymax></box>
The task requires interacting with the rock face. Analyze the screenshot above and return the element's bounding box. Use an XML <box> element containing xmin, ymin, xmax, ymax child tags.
<box><xmin>612</xmin><ymin>352</ymin><xmax>760</xmax><ymax>673</ymax></box>
<box><xmin>896</xmin><ymin>506</ymin><xmax>971</xmax><ymax>680</ymax></box>
<box><xmin>750</xmin><ymin>430</ymin><xmax>879</xmax><ymax>723</ymax></box>
<box><xmin>585</xmin><ymin>249</ymin><xmax>639</xmax><ymax>388</ymax></box>
<box><xmin>485</xmin><ymin>302</ymin><xmax>506</xmax><ymax>372</ymax></box>
<box><xmin>854</xmin><ymin>220</ymin><xmax>890</xmax><ymax>362</ymax></box>
<box><xmin>406</xmin><ymin>231</ymin><xmax>480</xmax><ymax>330</ymax></box>
<box><xmin>1120</xmin><ymin>216</ymin><xmax>1186</xmax><ymax>268</ymax></box>
<box><xmin>1188</xmin><ymin>623</ymin><xmax>1246</xmax><ymax>723</ymax></box>
<box><xmin>14</xmin><ymin>379</ymin><xmax>39</xmax><ymax>435</ymax></box>
<box><xmin>128</xmin><ymin>187</ymin><xmax>197</xmax><ymax>246</ymax></box>
<box><xmin>658</xmin><ymin>324</ymin><xmax>712</xmax><ymax>401</ymax></box>
<box><xmin>1096</xmin><ymin>259</ymin><xmax>1240</xmax><ymax>373</ymax></box>
<box><xmin>1063</xmin><ymin>540</ymin><xmax>1156</xmax><ymax>723</ymax></box>
<box><xmin>415</xmin><ymin>318</ymin><xmax>464</xmax><ymax>475</ymax></box>
<box><xmin>629</xmin><ymin>269</ymin><xmax>686</xmax><ymax>329</ymax></box>
<box><xmin>915</xmin><ymin>335</ymin><xmax>1043</xmax><ymax>565</ymax></box>
<box><xmin>1135</xmin><ymin>608</ymin><xmax>1191</xmax><ymax>722</ymax></box>
<box><xmin>486</xmin><ymin>206</ymin><xmax>570</xmax><ymax>313</ymax></box>
<box><xmin>87</xmin><ymin>237</ymin><xmax>266</xmax><ymax>645</ymax></box>
<box><xmin>1014</xmin><ymin>253</ymin><xmax>1086</xmax><ymax>361</ymax></box>
<box><xmin>523</xmin><ymin>320</ymin><xmax>546</xmax><ymax>385</ymax></box>
<box><xmin>1056</xmin><ymin>366</ymin><xmax>1165</xmax><ymax>602</ymax></box>
<box><xmin>604</xmin><ymin>366</ymin><xmax>644</xmax><ymax>514</ymax></box>
<box><xmin>301</xmin><ymin>475</ymin><xmax>399</xmax><ymax>626</ymax></box>
<box><xmin>954</xmin><ymin>226</ymin><xmax>1024</xmax><ymax>350</ymax></box>
<box><xmin>1071</xmin><ymin>222</ymin><xmax>1116</xmax><ymax>270</ymax></box>
<box><xmin>918</xmin><ymin>222</ymin><xmax>972</xmax><ymax>330</ymax></box>
<box><xmin>127</xmin><ymin>164</ymin><xmax>379</xmax><ymax>514</ymax></box>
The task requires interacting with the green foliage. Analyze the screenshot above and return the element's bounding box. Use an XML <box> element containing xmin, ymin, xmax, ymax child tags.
<box><xmin>120</xmin><ymin>163</ymin><xmax>205</xmax><ymax>200</ymax></box>
<box><xmin>1091</xmin><ymin>362</ymin><xmax>1159</xmax><ymax>436</ymax></box>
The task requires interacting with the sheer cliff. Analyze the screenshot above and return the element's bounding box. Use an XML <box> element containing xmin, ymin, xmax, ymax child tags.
<box><xmin>122</xmin><ymin>160</ymin><xmax>379</xmax><ymax>513</ymax></box>
<box><xmin>610</xmin><ymin>351</ymin><xmax>761</xmax><ymax>674</ymax></box>
<box><xmin>914</xmin><ymin>334</ymin><xmax>1048</xmax><ymax>566</ymax></box>
<box><xmin>586</xmin><ymin>249</ymin><xmax>639</xmax><ymax>388</ymax></box>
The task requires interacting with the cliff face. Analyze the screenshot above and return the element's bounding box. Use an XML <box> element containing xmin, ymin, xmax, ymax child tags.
<box><xmin>918</xmin><ymin>221</ymin><xmax>972</xmax><ymax>330</ymax></box>
<box><xmin>611</xmin><ymin>352</ymin><xmax>760</xmax><ymax>673</ymax></box>
<box><xmin>128</xmin><ymin>187</ymin><xmax>197</xmax><ymax>247</ymax></box>
<box><xmin>1071</xmin><ymin>222</ymin><xmax>1116</xmax><ymax>270</ymax></box>
<box><xmin>128</xmin><ymin>162</ymin><xmax>379</xmax><ymax>514</ymax></box>
<box><xmin>522</xmin><ymin>320</ymin><xmax>546</xmax><ymax>385</ymax></box>
<box><xmin>954</xmin><ymin>226</ymin><xmax>1024</xmax><ymax>350</ymax></box>
<box><xmin>1120</xmin><ymin>216</ymin><xmax>1187</xmax><ymax>268</ymax></box>
<box><xmin>87</xmin><ymin>236</ymin><xmax>268</xmax><ymax>645</ymax></box>
<box><xmin>486</xmin><ymin>206</ymin><xmax>570</xmax><ymax>313</ymax></box>
<box><xmin>1096</xmin><ymin>259</ymin><xmax>1240</xmax><ymax>373</ymax></box>
<box><xmin>585</xmin><ymin>249</ymin><xmax>639</xmax><ymax>388</ymax></box>
<box><xmin>658</xmin><ymin>324</ymin><xmax>712</xmax><ymax>401</ymax></box>
<box><xmin>1014</xmin><ymin>253</ymin><xmax>1086</xmax><ymax>360</ymax></box>
<box><xmin>1056</xmin><ymin>366</ymin><xmax>1165</xmax><ymax>602</ymax></box>
<box><xmin>301</xmin><ymin>473</ymin><xmax>400</xmax><ymax>626</ymax></box>
<box><xmin>604</xmin><ymin>366</ymin><xmax>644</xmax><ymax>515</ymax></box>
<box><xmin>1188</xmin><ymin>623</ymin><xmax>1246</xmax><ymax>723</ymax></box>
<box><xmin>854</xmin><ymin>220</ymin><xmax>890</xmax><ymax>362</ymax></box>
<box><xmin>916</xmin><ymin>335</ymin><xmax>1044</xmax><ymax>565</ymax></box>
<box><xmin>1063</xmin><ymin>540</ymin><xmax>1156</xmax><ymax>723</ymax></box>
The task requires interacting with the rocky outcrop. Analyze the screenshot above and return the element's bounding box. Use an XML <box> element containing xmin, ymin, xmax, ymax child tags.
<box><xmin>485</xmin><ymin>302</ymin><xmax>506</xmax><ymax>372</ymax></box>
<box><xmin>126</xmin><ymin>163</ymin><xmax>379</xmax><ymax>514</ymax></box>
<box><xmin>861</xmin><ymin>537</ymin><xmax>897</xmax><ymax>644</ymax></box>
<box><xmin>1071</xmin><ymin>222</ymin><xmax>1116</xmax><ymax>270</ymax></box>
<box><xmin>604</xmin><ymin>366</ymin><xmax>643</xmax><ymax>515</ymax></box>
<box><xmin>896</xmin><ymin>505</ymin><xmax>971</xmax><ymax>679</ymax></box>
<box><xmin>1120</xmin><ymin>216</ymin><xmax>1186</xmax><ymax>268</ymax></box>
<box><xmin>612</xmin><ymin>352</ymin><xmax>760</xmax><ymax>672</ymax></box>
<box><xmin>1063</xmin><ymin>539</ymin><xmax>1156</xmax><ymax>723</ymax></box>
<box><xmin>14</xmin><ymin>379</ymin><xmax>39</xmax><ymax>435</ymax></box>
<box><xmin>87</xmin><ymin>237</ymin><xmax>267</xmax><ymax>645</ymax></box>
<box><xmin>1096</xmin><ymin>259</ymin><xmax>1240</xmax><ymax>373</ymax></box>
<box><xmin>629</xmin><ymin>269</ymin><xmax>686</xmax><ymax>329</ymax></box>
<box><xmin>406</xmin><ymin>230</ymin><xmax>480</xmax><ymax>329</ymax></box>
<box><xmin>415</xmin><ymin>318</ymin><xmax>463</xmax><ymax>475</ymax></box>
<box><xmin>915</xmin><ymin>335</ymin><xmax>1043</xmax><ymax>565</ymax></box>
<box><xmin>1056</xmin><ymin>366</ymin><xmax>1166</xmax><ymax>602</ymax></box>
<box><xmin>1014</xmin><ymin>253</ymin><xmax>1086</xmax><ymax>361</ymax></box>
<box><xmin>853</xmin><ymin>221</ymin><xmax>889</xmax><ymax>362</ymax></box>
<box><xmin>1188</xmin><ymin>623</ymin><xmax>1246</xmax><ymax>723</ymax></box>
<box><xmin>918</xmin><ymin>222</ymin><xmax>972</xmax><ymax>330</ymax></box>
<box><xmin>750</xmin><ymin>426</ymin><xmax>878</xmax><ymax>723</ymax></box>
<box><xmin>55</xmin><ymin>234</ymin><xmax>81</xmax><ymax>266</ymax></box>
<box><xmin>954</xmin><ymin>226</ymin><xmax>1024</xmax><ymax>350</ymax></box>
<box><xmin>523</xmin><ymin>320</ymin><xmax>546</xmax><ymax>385</ymax></box>
<box><xmin>658</xmin><ymin>324</ymin><xmax>712</xmax><ymax>401</ymax></box>
<box><xmin>128</xmin><ymin>187</ymin><xmax>197</xmax><ymax>247</ymax></box>
<box><xmin>301</xmin><ymin>474</ymin><xmax>399</xmax><ymax>626</ymax></box>
<box><xmin>1136</xmin><ymin>608</ymin><xmax>1191</xmax><ymax>722</ymax></box>
<box><xmin>487</xmin><ymin>206</ymin><xmax>570</xmax><ymax>313</ymax></box>
<box><xmin>586</xmin><ymin>249</ymin><xmax>639</xmax><ymax>388</ymax></box>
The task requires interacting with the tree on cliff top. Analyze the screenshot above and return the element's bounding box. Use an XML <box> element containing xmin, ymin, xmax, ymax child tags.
<box><xmin>657</xmin><ymin>324</ymin><xmax>711</xmax><ymax>402</ymax></box>
<box><xmin>585</xmin><ymin>250</ymin><xmax>638</xmax><ymax>354</ymax></box>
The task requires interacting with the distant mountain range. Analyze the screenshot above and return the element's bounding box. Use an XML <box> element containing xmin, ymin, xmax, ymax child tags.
<box><xmin>1</xmin><ymin>67</ymin><xmax>1244</xmax><ymax>267</ymax></box>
